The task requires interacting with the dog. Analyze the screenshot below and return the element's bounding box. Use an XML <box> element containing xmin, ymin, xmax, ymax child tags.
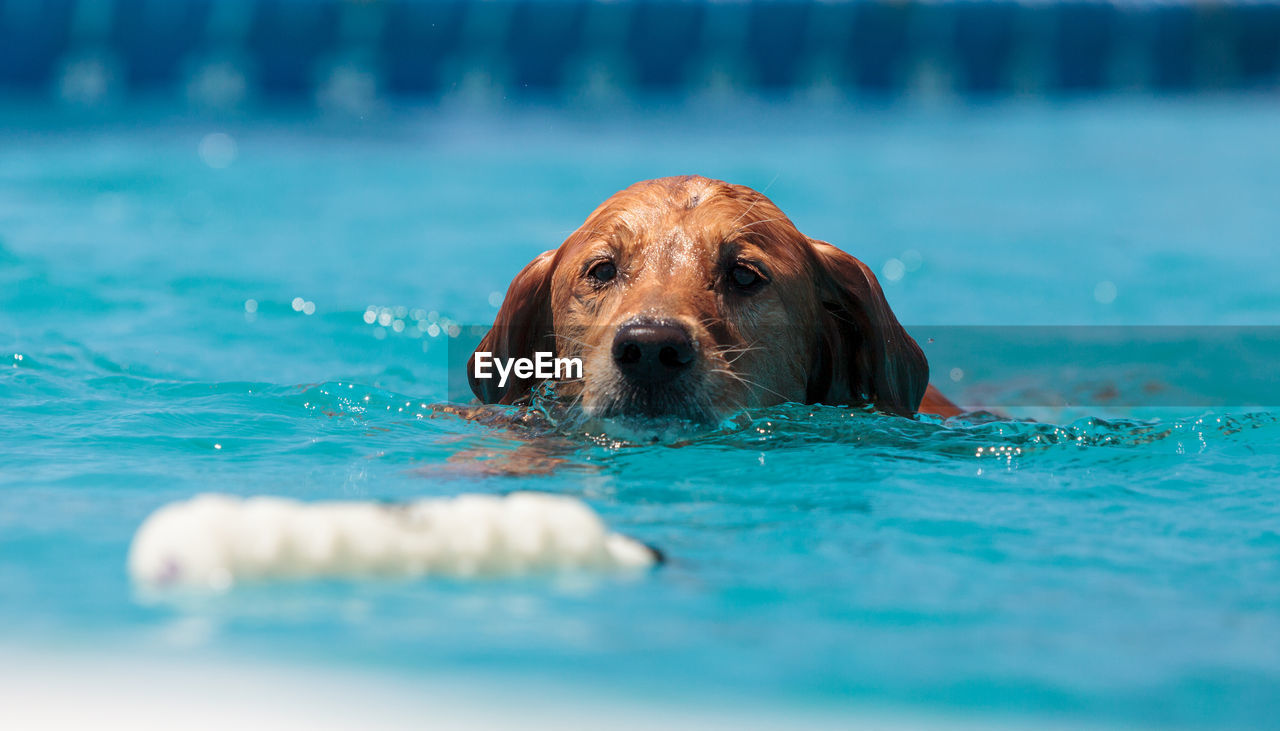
<box><xmin>468</xmin><ymin>176</ymin><xmax>960</xmax><ymax>427</ymax></box>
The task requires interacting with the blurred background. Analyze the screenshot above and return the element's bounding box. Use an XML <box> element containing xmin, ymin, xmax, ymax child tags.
<box><xmin>4</xmin><ymin>1</ymin><xmax>1280</xmax><ymax>730</ymax></box>
<box><xmin>1</xmin><ymin>0</ymin><xmax>1279</xmax><ymax>105</ymax></box>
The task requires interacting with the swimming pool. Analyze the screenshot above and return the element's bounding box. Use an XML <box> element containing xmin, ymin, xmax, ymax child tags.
<box><xmin>3</xmin><ymin>98</ymin><xmax>1280</xmax><ymax>728</ymax></box>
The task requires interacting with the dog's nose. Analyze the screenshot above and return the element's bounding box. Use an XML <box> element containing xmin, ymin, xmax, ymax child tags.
<box><xmin>611</xmin><ymin>320</ymin><xmax>696</xmax><ymax>383</ymax></box>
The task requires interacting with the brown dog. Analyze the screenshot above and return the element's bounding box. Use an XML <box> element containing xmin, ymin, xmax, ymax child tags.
<box><xmin>468</xmin><ymin>176</ymin><xmax>960</xmax><ymax>425</ymax></box>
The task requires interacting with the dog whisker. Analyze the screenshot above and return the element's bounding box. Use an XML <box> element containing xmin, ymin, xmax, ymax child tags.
<box><xmin>731</xmin><ymin>217</ymin><xmax>788</xmax><ymax>236</ymax></box>
<box><xmin>708</xmin><ymin>367</ymin><xmax>791</xmax><ymax>403</ymax></box>
<box><xmin>552</xmin><ymin>333</ymin><xmax>601</xmax><ymax>354</ymax></box>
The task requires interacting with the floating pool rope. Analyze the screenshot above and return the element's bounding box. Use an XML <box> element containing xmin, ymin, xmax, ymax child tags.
<box><xmin>128</xmin><ymin>492</ymin><xmax>660</xmax><ymax>591</ymax></box>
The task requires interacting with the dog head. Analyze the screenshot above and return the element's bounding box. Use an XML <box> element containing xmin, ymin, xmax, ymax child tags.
<box><xmin>469</xmin><ymin>176</ymin><xmax>927</xmax><ymax>423</ymax></box>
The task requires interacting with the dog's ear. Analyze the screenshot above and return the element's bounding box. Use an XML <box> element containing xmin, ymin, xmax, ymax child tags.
<box><xmin>468</xmin><ymin>250</ymin><xmax>556</xmax><ymax>404</ymax></box>
<box><xmin>806</xmin><ymin>239</ymin><xmax>928</xmax><ymax>417</ymax></box>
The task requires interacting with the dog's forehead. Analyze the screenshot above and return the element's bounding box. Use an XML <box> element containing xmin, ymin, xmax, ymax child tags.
<box><xmin>582</xmin><ymin>178</ymin><xmax>793</xmax><ymax>248</ymax></box>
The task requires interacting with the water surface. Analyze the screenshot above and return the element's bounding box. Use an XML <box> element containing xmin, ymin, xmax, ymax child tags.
<box><xmin>3</xmin><ymin>98</ymin><xmax>1280</xmax><ymax>728</ymax></box>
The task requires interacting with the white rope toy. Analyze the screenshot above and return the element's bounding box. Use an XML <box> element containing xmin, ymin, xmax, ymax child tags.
<box><xmin>129</xmin><ymin>492</ymin><xmax>659</xmax><ymax>591</ymax></box>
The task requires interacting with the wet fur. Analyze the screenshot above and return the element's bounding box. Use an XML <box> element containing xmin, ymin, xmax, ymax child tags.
<box><xmin>469</xmin><ymin>176</ymin><xmax>960</xmax><ymax>421</ymax></box>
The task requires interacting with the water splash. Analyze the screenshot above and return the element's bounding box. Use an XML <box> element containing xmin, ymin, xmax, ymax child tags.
<box><xmin>516</xmin><ymin>382</ymin><xmax>1280</xmax><ymax>470</ymax></box>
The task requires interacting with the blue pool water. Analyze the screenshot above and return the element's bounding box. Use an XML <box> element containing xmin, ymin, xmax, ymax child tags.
<box><xmin>3</xmin><ymin>98</ymin><xmax>1280</xmax><ymax>727</ymax></box>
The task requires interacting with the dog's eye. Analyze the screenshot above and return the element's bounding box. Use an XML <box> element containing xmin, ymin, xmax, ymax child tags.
<box><xmin>729</xmin><ymin>264</ymin><xmax>764</xmax><ymax>290</ymax></box>
<box><xmin>587</xmin><ymin>260</ymin><xmax>617</xmax><ymax>284</ymax></box>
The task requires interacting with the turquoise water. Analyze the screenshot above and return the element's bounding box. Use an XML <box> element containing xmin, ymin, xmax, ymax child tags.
<box><xmin>3</xmin><ymin>99</ymin><xmax>1280</xmax><ymax>727</ymax></box>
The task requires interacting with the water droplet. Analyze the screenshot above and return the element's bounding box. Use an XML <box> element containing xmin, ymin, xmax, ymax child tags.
<box><xmin>1094</xmin><ymin>280</ymin><xmax>1117</xmax><ymax>305</ymax></box>
<box><xmin>198</xmin><ymin>132</ymin><xmax>238</xmax><ymax>169</ymax></box>
<box><xmin>881</xmin><ymin>258</ymin><xmax>905</xmax><ymax>282</ymax></box>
